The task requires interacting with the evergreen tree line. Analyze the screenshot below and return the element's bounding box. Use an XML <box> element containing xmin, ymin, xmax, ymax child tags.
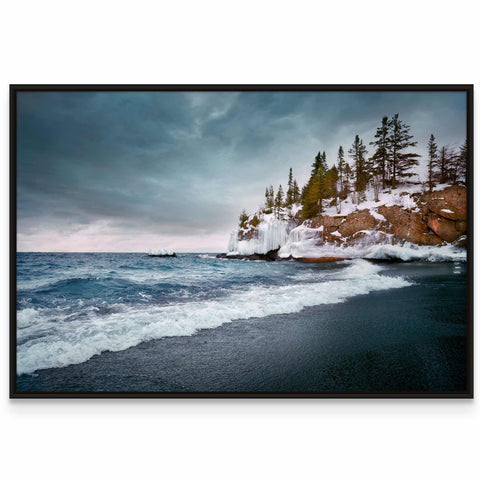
<box><xmin>239</xmin><ymin>114</ymin><xmax>468</xmax><ymax>226</ymax></box>
<box><xmin>263</xmin><ymin>167</ymin><xmax>301</xmax><ymax>214</ymax></box>
<box><xmin>426</xmin><ymin>135</ymin><xmax>468</xmax><ymax>192</ymax></box>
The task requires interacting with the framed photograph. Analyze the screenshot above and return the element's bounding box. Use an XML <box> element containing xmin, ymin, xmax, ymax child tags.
<box><xmin>10</xmin><ymin>85</ymin><xmax>473</xmax><ymax>398</ymax></box>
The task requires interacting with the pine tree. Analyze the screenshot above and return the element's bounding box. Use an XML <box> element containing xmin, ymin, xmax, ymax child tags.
<box><xmin>301</xmin><ymin>176</ymin><xmax>321</xmax><ymax>219</ymax></box>
<box><xmin>456</xmin><ymin>140</ymin><xmax>468</xmax><ymax>185</ymax></box>
<box><xmin>285</xmin><ymin>168</ymin><xmax>294</xmax><ymax>206</ymax></box>
<box><xmin>292</xmin><ymin>180</ymin><xmax>300</xmax><ymax>204</ymax></box>
<box><xmin>343</xmin><ymin>163</ymin><xmax>353</xmax><ymax>195</ymax></box>
<box><xmin>427</xmin><ymin>134</ymin><xmax>438</xmax><ymax>192</ymax></box>
<box><xmin>301</xmin><ymin>151</ymin><xmax>328</xmax><ymax>218</ymax></box>
<box><xmin>274</xmin><ymin>184</ymin><xmax>284</xmax><ymax>211</ymax></box>
<box><xmin>300</xmin><ymin>184</ymin><xmax>307</xmax><ymax>204</ymax></box>
<box><xmin>437</xmin><ymin>146</ymin><xmax>451</xmax><ymax>184</ymax></box>
<box><xmin>324</xmin><ymin>166</ymin><xmax>339</xmax><ymax>201</ymax></box>
<box><xmin>269</xmin><ymin>185</ymin><xmax>275</xmax><ymax>201</ymax></box>
<box><xmin>264</xmin><ymin>185</ymin><xmax>274</xmax><ymax>210</ymax></box>
<box><xmin>239</xmin><ymin>210</ymin><xmax>248</xmax><ymax>229</ymax></box>
<box><xmin>387</xmin><ymin>114</ymin><xmax>420</xmax><ymax>188</ymax></box>
<box><xmin>348</xmin><ymin>135</ymin><xmax>370</xmax><ymax>195</ymax></box>
<box><xmin>337</xmin><ymin>146</ymin><xmax>345</xmax><ymax>186</ymax></box>
<box><xmin>446</xmin><ymin>143</ymin><xmax>467</xmax><ymax>186</ymax></box>
<box><xmin>370</xmin><ymin>116</ymin><xmax>390</xmax><ymax>188</ymax></box>
<box><xmin>311</xmin><ymin>151</ymin><xmax>327</xmax><ymax>175</ymax></box>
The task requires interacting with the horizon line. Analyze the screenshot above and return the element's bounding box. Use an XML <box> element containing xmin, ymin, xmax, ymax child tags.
<box><xmin>16</xmin><ymin>251</ymin><xmax>224</xmax><ymax>254</ymax></box>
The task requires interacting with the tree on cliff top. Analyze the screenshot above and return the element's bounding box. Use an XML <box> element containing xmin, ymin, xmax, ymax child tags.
<box><xmin>427</xmin><ymin>134</ymin><xmax>438</xmax><ymax>192</ymax></box>
<box><xmin>292</xmin><ymin>179</ymin><xmax>301</xmax><ymax>204</ymax></box>
<box><xmin>274</xmin><ymin>184</ymin><xmax>284</xmax><ymax>212</ymax></box>
<box><xmin>264</xmin><ymin>185</ymin><xmax>274</xmax><ymax>211</ymax></box>
<box><xmin>437</xmin><ymin>146</ymin><xmax>452</xmax><ymax>184</ymax></box>
<box><xmin>370</xmin><ymin>116</ymin><xmax>391</xmax><ymax>189</ymax></box>
<box><xmin>310</xmin><ymin>151</ymin><xmax>327</xmax><ymax>175</ymax></box>
<box><xmin>348</xmin><ymin>135</ymin><xmax>370</xmax><ymax>196</ymax></box>
<box><xmin>285</xmin><ymin>168</ymin><xmax>294</xmax><ymax>206</ymax></box>
<box><xmin>337</xmin><ymin>146</ymin><xmax>346</xmax><ymax>194</ymax></box>
<box><xmin>324</xmin><ymin>165</ymin><xmax>339</xmax><ymax>201</ymax></box>
<box><xmin>301</xmin><ymin>151</ymin><xmax>341</xmax><ymax>218</ymax></box>
<box><xmin>238</xmin><ymin>210</ymin><xmax>249</xmax><ymax>229</ymax></box>
<box><xmin>302</xmin><ymin>151</ymin><xmax>328</xmax><ymax>219</ymax></box>
<box><xmin>446</xmin><ymin>142</ymin><xmax>467</xmax><ymax>186</ymax></box>
<box><xmin>455</xmin><ymin>140</ymin><xmax>468</xmax><ymax>185</ymax></box>
<box><xmin>343</xmin><ymin>163</ymin><xmax>353</xmax><ymax>192</ymax></box>
<box><xmin>387</xmin><ymin>114</ymin><xmax>420</xmax><ymax>188</ymax></box>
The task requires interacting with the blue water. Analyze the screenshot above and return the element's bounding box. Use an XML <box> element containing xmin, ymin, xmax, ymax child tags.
<box><xmin>16</xmin><ymin>253</ymin><xmax>468</xmax><ymax>392</ymax></box>
<box><xmin>18</xmin><ymin>252</ymin><xmax>330</xmax><ymax>307</ymax></box>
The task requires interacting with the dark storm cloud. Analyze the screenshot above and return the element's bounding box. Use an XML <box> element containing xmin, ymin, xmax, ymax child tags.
<box><xmin>16</xmin><ymin>90</ymin><xmax>466</xmax><ymax>251</ymax></box>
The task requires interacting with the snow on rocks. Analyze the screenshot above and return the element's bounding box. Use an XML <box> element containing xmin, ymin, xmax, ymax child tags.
<box><xmin>148</xmin><ymin>248</ymin><xmax>175</xmax><ymax>255</ymax></box>
<box><xmin>226</xmin><ymin>184</ymin><xmax>467</xmax><ymax>261</ymax></box>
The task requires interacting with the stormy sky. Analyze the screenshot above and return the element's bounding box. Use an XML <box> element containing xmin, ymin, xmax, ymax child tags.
<box><xmin>17</xmin><ymin>90</ymin><xmax>466</xmax><ymax>252</ymax></box>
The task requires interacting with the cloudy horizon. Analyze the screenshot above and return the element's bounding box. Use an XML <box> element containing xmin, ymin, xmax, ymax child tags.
<box><xmin>17</xmin><ymin>90</ymin><xmax>467</xmax><ymax>252</ymax></box>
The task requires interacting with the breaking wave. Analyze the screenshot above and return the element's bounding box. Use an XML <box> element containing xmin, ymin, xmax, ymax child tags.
<box><xmin>17</xmin><ymin>260</ymin><xmax>412</xmax><ymax>375</ymax></box>
<box><xmin>278</xmin><ymin>227</ymin><xmax>467</xmax><ymax>262</ymax></box>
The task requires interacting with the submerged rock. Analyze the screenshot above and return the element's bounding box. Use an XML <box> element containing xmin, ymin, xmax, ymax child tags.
<box><xmin>293</xmin><ymin>257</ymin><xmax>350</xmax><ymax>263</ymax></box>
<box><xmin>216</xmin><ymin>249</ymin><xmax>279</xmax><ymax>261</ymax></box>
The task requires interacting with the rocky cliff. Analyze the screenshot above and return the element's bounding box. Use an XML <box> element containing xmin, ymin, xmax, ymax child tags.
<box><xmin>311</xmin><ymin>185</ymin><xmax>466</xmax><ymax>247</ymax></box>
<box><xmin>223</xmin><ymin>184</ymin><xmax>467</xmax><ymax>262</ymax></box>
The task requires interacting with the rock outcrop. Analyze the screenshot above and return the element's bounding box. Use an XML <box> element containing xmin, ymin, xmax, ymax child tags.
<box><xmin>217</xmin><ymin>249</ymin><xmax>280</xmax><ymax>261</ymax></box>
<box><xmin>309</xmin><ymin>186</ymin><xmax>467</xmax><ymax>246</ymax></box>
<box><xmin>421</xmin><ymin>185</ymin><xmax>467</xmax><ymax>242</ymax></box>
<box><xmin>378</xmin><ymin>205</ymin><xmax>442</xmax><ymax>245</ymax></box>
<box><xmin>338</xmin><ymin>210</ymin><xmax>377</xmax><ymax>237</ymax></box>
<box><xmin>224</xmin><ymin>185</ymin><xmax>467</xmax><ymax>260</ymax></box>
<box><xmin>426</xmin><ymin>214</ymin><xmax>464</xmax><ymax>243</ymax></box>
<box><xmin>424</xmin><ymin>185</ymin><xmax>467</xmax><ymax>221</ymax></box>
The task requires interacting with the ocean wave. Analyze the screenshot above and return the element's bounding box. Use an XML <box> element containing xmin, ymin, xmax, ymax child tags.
<box><xmin>360</xmin><ymin>243</ymin><xmax>467</xmax><ymax>262</ymax></box>
<box><xmin>278</xmin><ymin>237</ymin><xmax>467</xmax><ymax>263</ymax></box>
<box><xmin>16</xmin><ymin>260</ymin><xmax>412</xmax><ymax>375</ymax></box>
<box><xmin>18</xmin><ymin>276</ymin><xmax>138</xmax><ymax>294</ymax></box>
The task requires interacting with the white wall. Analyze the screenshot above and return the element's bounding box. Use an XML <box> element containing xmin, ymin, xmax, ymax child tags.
<box><xmin>1</xmin><ymin>2</ymin><xmax>478</xmax><ymax>479</ymax></box>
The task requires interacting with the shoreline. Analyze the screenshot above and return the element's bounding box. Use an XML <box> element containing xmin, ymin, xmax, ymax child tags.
<box><xmin>216</xmin><ymin>251</ymin><xmax>349</xmax><ymax>263</ymax></box>
<box><xmin>16</xmin><ymin>262</ymin><xmax>467</xmax><ymax>392</ymax></box>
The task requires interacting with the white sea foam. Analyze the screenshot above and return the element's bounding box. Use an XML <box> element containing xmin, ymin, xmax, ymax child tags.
<box><xmin>16</xmin><ymin>260</ymin><xmax>412</xmax><ymax>375</ymax></box>
<box><xmin>278</xmin><ymin>225</ymin><xmax>467</xmax><ymax>262</ymax></box>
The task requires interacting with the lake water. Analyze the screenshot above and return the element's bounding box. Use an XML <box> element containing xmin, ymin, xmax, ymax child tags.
<box><xmin>16</xmin><ymin>253</ymin><xmax>468</xmax><ymax>393</ymax></box>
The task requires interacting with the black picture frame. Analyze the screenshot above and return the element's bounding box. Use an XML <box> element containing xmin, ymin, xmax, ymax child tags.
<box><xmin>10</xmin><ymin>84</ymin><xmax>474</xmax><ymax>399</ymax></box>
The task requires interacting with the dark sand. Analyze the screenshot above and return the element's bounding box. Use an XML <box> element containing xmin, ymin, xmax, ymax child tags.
<box><xmin>17</xmin><ymin>262</ymin><xmax>467</xmax><ymax>393</ymax></box>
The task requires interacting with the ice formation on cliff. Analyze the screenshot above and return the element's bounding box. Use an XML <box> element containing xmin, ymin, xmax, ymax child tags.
<box><xmin>228</xmin><ymin>213</ymin><xmax>290</xmax><ymax>255</ymax></box>
<box><xmin>226</xmin><ymin>183</ymin><xmax>467</xmax><ymax>262</ymax></box>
